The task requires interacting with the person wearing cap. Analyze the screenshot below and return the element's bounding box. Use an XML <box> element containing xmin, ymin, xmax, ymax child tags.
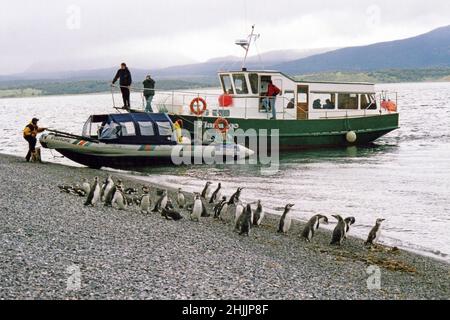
<box><xmin>143</xmin><ymin>75</ymin><xmax>156</xmax><ymax>113</ymax></box>
<box><xmin>23</xmin><ymin>118</ymin><xmax>47</xmax><ymax>162</ymax></box>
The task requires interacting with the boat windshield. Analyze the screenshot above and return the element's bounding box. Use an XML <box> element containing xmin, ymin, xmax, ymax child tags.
<box><xmin>99</xmin><ymin>122</ymin><xmax>121</xmax><ymax>140</ymax></box>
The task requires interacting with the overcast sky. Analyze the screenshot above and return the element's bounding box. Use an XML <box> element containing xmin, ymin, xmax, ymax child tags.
<box><xmin>1</xmin><ymin>0</ymin><xmax>449</xmax><ymax>74</ymax></box>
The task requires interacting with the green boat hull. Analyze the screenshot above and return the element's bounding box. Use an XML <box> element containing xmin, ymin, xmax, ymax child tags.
<box><xmin>169</xmin><ymin>113</ymin><xmax>399</xmax><ymax>151</ymax></box>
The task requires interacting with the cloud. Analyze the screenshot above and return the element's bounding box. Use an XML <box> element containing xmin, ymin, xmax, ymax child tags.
<box><xmin>1</xmin><ymin>0</ymin><xmax>449</xmax><ymax>74</ymax></box>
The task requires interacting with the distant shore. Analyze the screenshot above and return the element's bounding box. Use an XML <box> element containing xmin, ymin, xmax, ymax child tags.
<box><xmin>0</xmin><ymin>153</ymin><xmax>449</xmax><ymax>299</ymax></box>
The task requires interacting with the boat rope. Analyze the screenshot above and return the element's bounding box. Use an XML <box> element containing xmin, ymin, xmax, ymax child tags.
<box><xmin>111</xmin><ymin>86</ymin><xmax>116</xmax><ymax>109</ymax></box>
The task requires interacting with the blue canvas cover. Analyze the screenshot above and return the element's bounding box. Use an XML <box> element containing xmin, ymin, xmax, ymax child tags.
<box><xmin>92</xmin><ymin>113</ymin><xmax>176</xmax><ymax>145</ymax></box>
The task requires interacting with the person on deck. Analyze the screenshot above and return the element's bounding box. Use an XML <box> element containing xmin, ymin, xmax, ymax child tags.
<box><xmin>143</xmin><ymin>75</ymin><xmax>156</xmax><ymax>113</ymax></box>
<box><xmin>112</xmin><ymin>63</ymin><xmax>132</xmax><ymax>110</ymax></box>
<box><xmin>23</xmin><ymin>118</ymin><xmax>46</xmax><ymax>162</ymax></box>
<box><xmin>264</xmin><ymin>80</ymin><xmax>281</xmax><ymax>120</ymax></box>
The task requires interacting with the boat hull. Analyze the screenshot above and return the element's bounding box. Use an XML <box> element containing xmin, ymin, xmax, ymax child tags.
<box><xmin>169</xmin><ymin>113</ymin><xmax>399</xmax><ymax>151</ymax></box>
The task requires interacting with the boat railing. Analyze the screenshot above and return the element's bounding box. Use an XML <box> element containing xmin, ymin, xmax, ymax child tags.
<box><xmin>111</xmin><ymin>84</ymin><xmax>298</xmax><ymax>120</ymax></box>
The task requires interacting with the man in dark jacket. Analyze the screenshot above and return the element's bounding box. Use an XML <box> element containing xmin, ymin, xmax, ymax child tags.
<box><xmin>143</xmin><ymin>75</ymin><xmax>156</xmax><ymax>112</ymax></box>
<box><xmin>112</xmin><ymin>63</ymin><xmax>132</xmax><ymax>109</ymax></box>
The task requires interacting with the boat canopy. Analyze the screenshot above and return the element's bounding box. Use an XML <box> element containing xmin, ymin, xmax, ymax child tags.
<box><xmin>82</xmin><ymin>112</ymin><xmax>176</xmax><ymax>145</ymax></box>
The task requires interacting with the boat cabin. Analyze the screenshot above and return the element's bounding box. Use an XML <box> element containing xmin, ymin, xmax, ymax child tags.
<box><xmin>215</xmin><ymin>70</ymin><xmax>381</xmax><ymax>120</ymax></box>
<box><xmin>82</xmin><ymin>113</ymin><xmax>176</xmax><ymax>145</ymax></box>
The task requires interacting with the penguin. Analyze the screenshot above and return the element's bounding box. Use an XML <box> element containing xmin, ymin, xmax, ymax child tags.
<box><xmin>209</xmin><ymin>183</ymin><xmax>222</xmax><ymax>204</ymax></box>
<box><xmin>162</xmin><ymin>207</ymin><xmax>184</xmax><ymax>221</ymax></box>
<box><xmin>101</xmin><ymin>175</ymin><xmax>114</xmax><ymax>201</ymax></box>
<box><xmin>301</xmin><ymin>214</ymin><xmax>329</xmax><ymax>242</ymax></box>
<box><xmin>140</xmin><ymin>186</ymin><xmax>152</xmax><ymax>214</ymax></box>
<box><xmin>176</xmin><ymin>188</ymin><xmax>186</xmax><ymax>209</ymax></box>
<box><xmin>58</xmin><ymin>185</ymin><xmax>72</xmax><ymax>194</ymax></box>
<box><xmin>234</xmin><ymin>202</ymin><xmax>245</xmax><ymax>230</ymax></box>
<box><xmin>239</xmin><ymin>204</ymin><xmax>253</xmax><ymax>236</ymax></box>
<box><xmin>81</xmin><ymin>178</ymin><xmax>91</xmax><ymax>195</ymax></box>
<box><xmin>365</xmin><ymin>218</ymin><xmax>386</xmax><ymax>246</ymax></box>
<box><xmin>330</xmin><ymin>215</ymin><xmax>347</xmax><ymax>246</ymax></box>
<box><xmin>344</xmin><ymin>217</ymin><xmax>356</xmax><ymax>239</ymax></box>
<box><xmin>201</xmin><ymin>182</ymin><xmax>213</xmax><ymax>199</ymax></box>
<box><xmin>228</xmin><ymin>187</ymin><xmax>244</xmax><ymax>205</ymax></box>
<box><xmin>104</xmin><ymin>180</ymin><xmax>120</xmax><ymax>207</ymax></box>
<box><xmin>252</xmin><ymin>200</ymin><xmax>264</xmax><ymax>227</ymax></box>
<box><xmin>112</xmin><ymin>184</ymin><xmax>127</xmax><ymax>210</ymax></box>
<box><xmin>84</xmin><ymin>177</ymin><xmax>101</xmax><ymax>207</ymax></box>
<box><xmin>201</xmin><ymin>198</ymin><xmax>210</xmax><ymax>217</ymax></box>
<box><xmin>72</xmin><ymin>185</ymin><xmax>87</xmax><ymax>197</ymax></box>
<box><xmin>278</xmin><ymin>204</ymin><xmax>295</xmax><ymax>234</ymax></box>
<box><xmin>191</xmin><ymin>193</ymin><xmax>202</xmax><ymax>222</ymax></box>
<box><xmin>213</xmin><ymin>197</ymin><xmax>227</xmax><ymax>220</ymax></box>
<box><xmin>152</xmin><ymin>190</ymin><xmax>168</xmax><ymax>213</ymax></box>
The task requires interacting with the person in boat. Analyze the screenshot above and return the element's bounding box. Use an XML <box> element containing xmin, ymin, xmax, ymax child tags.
<box><xmin>143</xmin><ymin>75</ymin><xmax>156</xmax><ymax>113</ymax></box>
<box><xmin>112</xmin><ymin>63</ymin><xmax>132</xmax><ymax>110</ymax></box>
<box><xmin>323</xmin><ymin>99</ymin><xmax>335</xmax><ymax>110</ymax></box>
<box><xmin>313</xmin><ymin>99</ymin><xmax>322</xmax><ymax>109</ymax></box>
<box><xmin>23</xmin><ymin>118</ymin><xmax>47</xmax><ymax>162</ymax></box>
<box><xmin>264</xmin><ymin>80</ymin><xmax>281</xmax><ymax>120</ymax></box>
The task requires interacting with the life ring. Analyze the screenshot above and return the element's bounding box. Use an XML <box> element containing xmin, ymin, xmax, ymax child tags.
<box><xmin>213</xmin><ymin>117</ymin><xmax>230</xmax><ymax>133</ymax></box>
<box><xmin>190</xmin><ymin>97</ymin><xmax>207</xmax><ymax>116</ymax></box>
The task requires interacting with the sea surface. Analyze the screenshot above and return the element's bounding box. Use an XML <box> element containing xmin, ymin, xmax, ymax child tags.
<box><xmin>1</xmin><ymin>82</ymin><xmax>449</xmax><ymax>262</ymax></box>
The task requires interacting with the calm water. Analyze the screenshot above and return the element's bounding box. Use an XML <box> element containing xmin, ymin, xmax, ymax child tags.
<box><xmin>1</xmin><ymin>83</ymin><xmax>449</xmax><ymax>262</ymax></box>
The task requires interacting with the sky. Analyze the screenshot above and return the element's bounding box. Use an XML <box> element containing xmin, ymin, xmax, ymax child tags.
<box><xmin>1</xmin><ymin>0</ymin><xmax>450</xmax><ymax>75</ymax></box>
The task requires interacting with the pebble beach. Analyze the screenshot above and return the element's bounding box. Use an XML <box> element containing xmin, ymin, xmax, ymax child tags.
<box><xmin>0</xmin><ymin>153</ymin><xmax>449</xmax><ymax>300</ymax></box>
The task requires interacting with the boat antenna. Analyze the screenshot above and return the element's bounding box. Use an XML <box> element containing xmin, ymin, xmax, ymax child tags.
<box><xmin>235</xmin><ymin>25</ymin><xmax>260</xmax><ymax>71</ymax></box>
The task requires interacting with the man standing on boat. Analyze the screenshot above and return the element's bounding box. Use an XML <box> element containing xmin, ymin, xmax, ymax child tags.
<box><xmin>23</xmin><ymin>118</ymin><xmax>46</xmax><ymax>162</ymax></box>
<box><xmin>112</xmin><ymin>63</ymin><xmax>132</xmax><ymax>110</ymax></box>
<box><xmin>265</xmin><ymin>80</ymin><xmax>281</xmax><ymax>120</ymax></box>
<box><xmin>143</xmin><ymin>75</ymin><xmax>156</xmax><ymax>112</ymax></box>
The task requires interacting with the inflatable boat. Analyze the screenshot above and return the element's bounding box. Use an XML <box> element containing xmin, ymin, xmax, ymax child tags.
<box><xmin>40</xmin><ymin>112</ymin><xmax>254</xmax><ymax>169</ymax></box>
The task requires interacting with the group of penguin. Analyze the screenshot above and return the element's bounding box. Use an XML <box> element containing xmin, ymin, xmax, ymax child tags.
<box><xmin>59</xmin><ymin>178</ymin><xmax>386</xmax><ymax>246</ymax></box>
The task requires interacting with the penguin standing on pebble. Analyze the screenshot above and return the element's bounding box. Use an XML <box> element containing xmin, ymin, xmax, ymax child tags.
<box><xmin>278</xmin><ymin>204</ymin><xmax>295</xmax><ymax>234</ymax></box>
<box><xmin>201</xmin><ymin>182</ymin><xmax>212</xmax><ymax>199</ymax></box>
<box><xmin>84</xmin><ymin>177</ymin><xmax>101</xmax><ymax>207</ymax></box>
<box><xmin>191</xmin><ymin>193</ymin><xmax>203</xmax><ymax>222</ymax></box>
<box><xmin>365</xmin><ymin>218</ymin><xmax>386</xmax><ymax>246</ymax></box>
<box><xmin>177</xmin><ymin>188</ymin><xmax>186</xmax><ymax>209</ymax></box>
<box><xmin>344</xmin><ymin>217</ymin><xmax>356</xmax><ymax>239</ymax></box>
<box><xmin>301</xmin><ymin>214</ymin><xmax>329</xmax><ymax>242</ymax></box>
<box><xmin>330</xmin><ymin>215</ymin><xmax>347</xmax><ymax>246</ymax></box>
<box><xmin>213</xmin><ymin>197</ymin><xmax>227</xmax><ymax>220</ymax></box>
<box><xmin>252</xmin><ymin>200</ymin><xmax>264</xmax><ymax>227</ymax></box>
<box><xmin>112</xmin><ymin>184</ymin><xmax>127</xmax><ymax>210</ymax></box>
<box><xmin>152</xmin><ymin>190</ymin><xmax>168</xmax><ymax>213</ymax></box>
<box><xmin>209</xmin><ymin>183</ymin><xmax>222</xmax><ymax>204</ymax></box>
<box><xmin>228</xmin><ymin>187</ymin><xmax>244</xmax><ymax>206</ymax></box>
<box><xmin>104</xmin><ymin>180</ymin><xmax>121</xmax><ymax>207</ymax></box>
<box><xmin>234</xmin><ymin>202</ymin><xmax>245</xmax><ymax>230</ymax></box>
<box><xmin>239</xmin><ymin>204</ymin><xmax>253</xmax><ymax>236</ymax></box>
<box><xmin>101</xmin><ymin>175</ymin><xmax>114</xmax><ymax>202</ymax></box>
<box><xmin>140</xmin><ymin>186</ymin><xmax>152</xmax><ymax>214</ymax></box>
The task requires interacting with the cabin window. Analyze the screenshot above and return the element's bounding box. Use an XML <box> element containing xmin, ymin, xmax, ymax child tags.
<box><xmin>361</xmin><ymin>94</ymin><xmax>377</xmax><ymax>110</ymax></box>
<box><xmin>249</xmin><ymin>73</ymin><xmax>259</xmax><ymax>94</ymax></box>
<box><xmin>220</xmin><ymin>75</ymin><xmax>234</xmax><ymax>94</ymax></box>
<box><xmin>284</xmin><ymin>91</ymin><xmax>295</xmax><ymax>109</ymax></box>
<box><xmin>232</xmin><ymin>74</ymin><xmax>249</xmax><ymax>94</ymax></box>
<box><xmin>119</xmin><ymin>122</ymin><xmax>136</xmax><ymax>136</ymax></box>
<box><xmin>338</xmin><ymin>93</ymin><xmax>358</xmax><ymax>110</ymax></box>
<box><xmin>312</xmin><ymin>93</ymin><xmax>336</xmax><ymax>110</ymax></box>
<box><xmin>138</xmin><ymin>122</ymin><xmax>155</xmax><ymax>136</ymax></box>
<box><xmin>156</xmin><ymin>121</ymin><xmax>172</xmax><ymax>136</ymax></box>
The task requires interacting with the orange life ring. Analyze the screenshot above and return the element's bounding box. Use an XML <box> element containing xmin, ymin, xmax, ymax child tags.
<box><xmin>190</xmin><ymin>97</ymin><xmax>207</xmax><ymax>116</ymax></box>
<box><xmin>213</xmin><ymin>117</ymin><xmax>230</xmax><ymax>133</ymax></box>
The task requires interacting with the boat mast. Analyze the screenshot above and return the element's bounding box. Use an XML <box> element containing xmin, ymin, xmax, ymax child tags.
<box><xmin>235</xmin><ymin>25</ymin><xmax>259</xmax><ymax>71</ymax></box>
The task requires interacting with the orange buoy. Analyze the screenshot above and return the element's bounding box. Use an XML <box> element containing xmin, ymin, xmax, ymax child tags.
<box><xmin>190</xmin><ymin>97</ymin><xmax>207</xmax><ymax>116</ymax></box>
<box><xmin>213</xmin><ymin>117</ymin><xmax>230</xmax><ymax>133</ymax></box>
<box><xmin>218</xmin><ymin>94</ymin><xmax>233</xmax><ymax>107</ymax></box>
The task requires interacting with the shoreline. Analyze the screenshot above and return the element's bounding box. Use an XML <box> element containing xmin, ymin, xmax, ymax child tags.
<box><xmin>0</xmin><ymin>153</ymin><xmax>449</xmax><ymax>299</ymax></box>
